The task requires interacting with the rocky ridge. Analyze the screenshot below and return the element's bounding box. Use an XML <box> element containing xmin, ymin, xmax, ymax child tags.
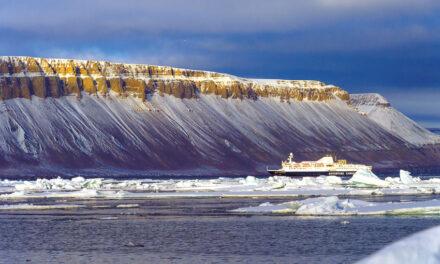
<box><xmin>0</xmin><ymin>56</ymin><xmax>348</xmax><ymax>102</ymax></box>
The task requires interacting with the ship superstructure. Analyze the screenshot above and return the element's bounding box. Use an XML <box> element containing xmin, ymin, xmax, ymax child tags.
<box><xmin>267</xmin><ymin>153</ymin><xmax>372</xmax><ymax>177</ymax></box>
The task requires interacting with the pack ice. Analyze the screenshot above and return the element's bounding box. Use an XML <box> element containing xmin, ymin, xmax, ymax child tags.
<box><xmin>231</xmin><ymin>196</ymin><xmax>440</xmax><ymax>216</ymax></box>
<box><xmin>1</xmin><ymin>169</ymin><xmax>440</xmax><ymax>201</ymax></box>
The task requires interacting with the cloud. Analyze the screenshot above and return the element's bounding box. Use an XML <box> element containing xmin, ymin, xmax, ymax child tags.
<box><xmin>1</xmin><ymin>0</ymin><xmax>439</xmax><ymax>66</ymax></box>
<box><xmin>1</xmin><ymin>0</ymin><xmax>439</xmax><ymax>35</ymax></box>
<box><xmin>0</xmin><ymin>1</ymin><xmax>439</xmax><ymax>125</ymax></box>
<box><xmin>0</xmin><ymin>1</ymin><xmax>439</xmax><ymax>92</ymax></box>
<box><xmin>384</xmin><ymin>89</ymin><xmax>440</xmax><ymax>116</ymax></box>
<box><xmin>316</xmin><ymin>0</ymin><xmax>437</xmax><ymax>10</ymax></box>
<box><xmin>378</xmin><ymin>89</ymin><xmax>440</xmax><ymax>128</ymax></box>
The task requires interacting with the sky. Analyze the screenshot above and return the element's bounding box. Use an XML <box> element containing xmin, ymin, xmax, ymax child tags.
<box><xmin>1</xmin><ymin>0</ymin><xmax>439</xmax><ymax>127</ymax></box>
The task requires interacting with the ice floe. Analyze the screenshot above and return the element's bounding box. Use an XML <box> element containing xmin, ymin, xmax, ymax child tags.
<box><xmin>232</xmin><ymin>196</ymin><xmax>440</xmax><ymax>216</ymax></box>
<box><xmin>399</xmin><ymin>170</ymin><xmax>420</xmax><ymax>185</ymax></box>
<box><xmin>1</xmin><ymin>170</ymin><xmax>440</xmax><ymax>200</ymax></box>
<box><xmin>13</xmin><ymin>177</ymin><xmax>104</xmax><ymax>191</ymax></box>
<box><xmin>347</xmin><ymin>168</ymin><xmax>390</xmax><ymax>187</ymax></box>
<box><xmin>0</xmin><ymin>203</ymin><xmax>83</xmax><ymax>210</ymax></box>
<box><xmin>116</xmin><ymin>204</ymin><xmax>139</xmax><ymax>208</ymax></box>
<box><xmin>358</xmin><ymin>225</ymin><xmax>440</xmax><ymax>263</ymax></box>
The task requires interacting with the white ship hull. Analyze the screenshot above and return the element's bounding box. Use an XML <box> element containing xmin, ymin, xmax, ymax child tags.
<box><xmin>267</xmin><ymin>169</ymin><xmax>358</xmax><ymax>177</ymax></box>
<box><xmin>267</xmin><ymin>153</ymin><xmax>372</xmax><ymax>177</ymax></box>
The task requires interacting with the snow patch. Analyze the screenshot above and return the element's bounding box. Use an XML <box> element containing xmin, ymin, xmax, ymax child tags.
<box><xmin>358</xmin><ymin>225</ymin><xmax>440</xmax><ymax>264</ymax></box>
<box><xmin>224</xmin><ymin>139</ymin><xmax>241</xmax><ymax>153</ymax></box>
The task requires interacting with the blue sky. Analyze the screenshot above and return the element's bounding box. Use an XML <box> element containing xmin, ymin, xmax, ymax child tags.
<box><xmin>1</xmin><ymin>0</ymin><xmax>439</xmax><ymax>126</ymax></box>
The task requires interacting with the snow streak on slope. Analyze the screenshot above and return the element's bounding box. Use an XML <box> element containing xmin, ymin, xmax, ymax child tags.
<box><xmin>350</xmin><ymin>93</ymin><xmax>440</xmax><ymax>146</ymax></box>
<box><xmin>1</xmin><ymin>92</ymin><xmax>425</xmax><ymax>176</ymax></box>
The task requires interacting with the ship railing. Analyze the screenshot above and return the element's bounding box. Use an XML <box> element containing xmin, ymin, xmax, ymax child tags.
<box><xmin>290</xmin><ymin>164</ymin><xmax>327</xmax><ymax>168</ymax></box>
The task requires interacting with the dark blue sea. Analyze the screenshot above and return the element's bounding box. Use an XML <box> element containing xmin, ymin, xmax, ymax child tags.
<box><xmin>1</xmin><ymin>197</ymin><xmax>440</xmax><ymax>263</ymax></box>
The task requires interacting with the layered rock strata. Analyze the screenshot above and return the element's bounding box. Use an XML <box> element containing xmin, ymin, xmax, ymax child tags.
<box><xmin>0</xmin><ymin>57</ymin><xmax>349</xmax><ymax>102</ymax></box>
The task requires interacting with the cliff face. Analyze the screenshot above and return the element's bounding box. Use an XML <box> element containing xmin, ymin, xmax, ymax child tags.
<box><xmin>0</xmin><ymin>56</ymin><xmax>439</xmax><ymax>177</ymax></box>
<box><xmin>0</xmin><ymin>57</ymin><xmax>349</xmax><ymax>102</ymax></box>
<box><xmin>350</xmin><ymin>93</ymin><xmax>440</xmax><ymax>146</ymax></box>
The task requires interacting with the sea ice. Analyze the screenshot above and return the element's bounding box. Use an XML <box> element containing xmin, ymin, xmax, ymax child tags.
<box><xmin>14</xmin><ymin>177</ymin><xmax>103</xmax><ymax>191</ymax></box>
<box><xmin>232</xmin><ymin>196</ymin><xmax>440</xmax><ymax>216</ymax></box>
<box><xmin>1</xmin><ymin>169</ymin><xmax>440</xmax><ymax>200</ymax></box>
<box><xmin>0</xmin><ymin>203</ymin><xmax>83</xmax><ymax>210</ymax></box>
<box><xmin>116</xmin><ymin>204</ymin><xmax>139</xmax><ymax>208</ymax></box>
<box><xmin>347</xmin><ymin>168</ymin><xmax>390</xmax><ymax>187</ymax></box>
<box><xmin>399</xmin><ymin>170</ymin><xmax>420</xmax><ymax>185</ymax></box>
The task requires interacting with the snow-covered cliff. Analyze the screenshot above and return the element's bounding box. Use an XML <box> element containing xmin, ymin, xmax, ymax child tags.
<box><xmin>350</xmin><ymin>93</ymin><xmax>440</xmax><ymax>146</ymax></box>
<box><xmin>0</xmin><ymin>57</ymin><xmax>439</xmax><ymax>177</ymax></box>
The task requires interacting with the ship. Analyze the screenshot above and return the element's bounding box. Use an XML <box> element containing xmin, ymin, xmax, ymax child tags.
<box><xmin>267</xmin><ymin>153</ymin><xmax>372</xmax><ymax>177</ymax></box>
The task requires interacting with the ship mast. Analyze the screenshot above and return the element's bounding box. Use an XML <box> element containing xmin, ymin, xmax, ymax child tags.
<box><xmin>288</xmin><ymin>153</ymin><xmax>294</xmax><ymax>163</ymax></box>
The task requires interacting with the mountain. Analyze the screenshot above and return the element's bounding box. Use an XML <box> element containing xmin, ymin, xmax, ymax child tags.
<box><xmin>350</xmin><ymin>93</ymin><xmax>440</xmax><ymax>146</ymax></box>
<box><xmin>0</xmin><ymin>56</ymin><xmax>439</xmax><ymax>177</ymax></box>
